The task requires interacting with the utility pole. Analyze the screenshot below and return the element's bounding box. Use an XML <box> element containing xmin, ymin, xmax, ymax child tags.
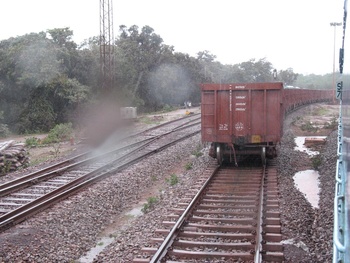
<box><xmin>100</xmin><ymin>0</ymin><xmax>115</xmax><ymax>92</ymax></box>
<box><xmin>330</xmin><ymin>22</ymin><xmax>342</xmax><ymax>103</ymax></box>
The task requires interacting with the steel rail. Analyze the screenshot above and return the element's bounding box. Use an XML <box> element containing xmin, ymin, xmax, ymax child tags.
<box><xmin>254</xmin><ymin>165</ymin><xmax>266</xmax><ymax>263</ymax></box>
<box><xmin>149</xmin><ymin>164</ymin><xmax>220</xmax><ymax>262</ymax></box>
<box><xmin>0</xmin><ymin>115</ymin><xmax>201</xmax><ymax>193</ymax></box>
<box><xmin>0</xmin><ymin>136</ymin><xmax>156</xmax><ymax>197</ymax></box>
<box><xmin>0</xmin><ymin>151</ymin><xmax>89</xmax><ymax>191</ymax></box>
<box><xmin>136</xmin><ymin>162</ymin><xmax>284</xmax><ymax>262</ymax></box>
<box><xmin>0</xmin><ymin>127</ymin><xmax>201</xmax><ymax>231</ymax></box>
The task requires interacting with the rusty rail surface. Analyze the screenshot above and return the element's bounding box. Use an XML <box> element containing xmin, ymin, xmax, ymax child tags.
<box><xmin>0</xmin><ymin>114</ymin><xmax>201</xmax><ymax>231</ymax></box>
<box><xmin>134</xmin><ymin>160</ymin><xmax>284</xmax><ymax>262</ymax></box>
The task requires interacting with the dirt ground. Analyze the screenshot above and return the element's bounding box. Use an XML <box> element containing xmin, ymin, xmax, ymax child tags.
<box><xmin>289</xmin><ymin>103</ymin><xmax>339</xmax><ymax>136</ymax></box>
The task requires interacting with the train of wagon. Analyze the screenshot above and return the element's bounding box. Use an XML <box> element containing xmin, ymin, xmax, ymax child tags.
<box><xmin>200</xmin><ymin>82</ymin><xmax>332</xmax><ymax>165</ymax></box>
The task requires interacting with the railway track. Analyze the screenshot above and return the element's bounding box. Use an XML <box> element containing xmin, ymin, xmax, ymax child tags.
<box><xmin>0</xmin><ymin>114</ymin><xmax>201</xmax><ymax>231</ymax></box>
<box><xmin>134</xmin><ymin>159</ymin><xmax>284</xmax><ymax>262</ymax></box>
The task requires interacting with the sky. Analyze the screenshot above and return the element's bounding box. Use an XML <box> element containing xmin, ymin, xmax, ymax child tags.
<box><xmin>0</xmin><ymin>0</ymin><xmax>347</xmax><ymax>75</ymax></box>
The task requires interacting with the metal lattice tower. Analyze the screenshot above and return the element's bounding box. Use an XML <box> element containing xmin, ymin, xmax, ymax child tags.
<box><xmin>99</xmin><ymin>0</ymin><xmax>115</xmax><ymax>91</ymax></box>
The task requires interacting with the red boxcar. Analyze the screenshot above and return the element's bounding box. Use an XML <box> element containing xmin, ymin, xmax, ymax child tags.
<box><xmin>201</xmin><ymin>82</ymin><xmax>284</xmax><ymax>164</ymax></box>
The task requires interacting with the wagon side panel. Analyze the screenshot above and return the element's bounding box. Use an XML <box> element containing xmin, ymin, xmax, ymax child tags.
<box><xmin>265</xmin><ymin>89</ymin><xmax>282</xmax><ymax>143</ymax></box>
<box><xmin>201</xmin><ymin>90</ymin><xmax>216</xmax><ymax>142</ymax></box>
<box><xmin>250</xmin><ymin>89</ymin><xmax>265</xmax><ymax>143</ymax></box>
<box><xmin>216</xmin><ymin>90</ymin><xmax>231</xmax><ymax>143</ymax></box>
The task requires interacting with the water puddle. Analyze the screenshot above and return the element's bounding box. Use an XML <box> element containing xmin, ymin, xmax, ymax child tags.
<box><xmin>293</xmin><ymin>136</ymin><xmax>325</xmax><ymax>209</ymax></box>
<box><xmin>282</xmin><ymin>238</ymin><xmax>309</xmax><ymax>252</ymax></box>
<box><xmin>293</xmin><ymin>170</ymin><xmax>320</xmax><ymax>208</ymax></box>
<box><xmin>79</xmin><ymin>236</ymin><xmax>115</xmax><ymax>263</ymax></box>
<box><xmin>78</xmin><ymin>206</ymin><xmax>143</xmax><ymax>263</ymax></box>
<box><xmin>294</xmin><ymin>136</ymin><xmax>326</xmax><ymax>156</ymax></box>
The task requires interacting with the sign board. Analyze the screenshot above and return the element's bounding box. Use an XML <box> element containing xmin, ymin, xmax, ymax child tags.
<box><xmin>337</xmin><ymin>81</ymin><xmax>343</xmax><ymax>100</ymax></box>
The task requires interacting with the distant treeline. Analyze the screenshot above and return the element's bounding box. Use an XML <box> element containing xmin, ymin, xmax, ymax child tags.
<box><xmin>0</xmin><ymin>25</ymin><xmax>341</xmax><ymax>135</ymax></box>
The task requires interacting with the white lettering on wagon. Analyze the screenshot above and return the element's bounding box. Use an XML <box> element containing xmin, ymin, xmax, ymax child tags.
<box><xmin>235</xmin><ymin>96</ymin><xmax>246</xmax><ymax>99</ymax></box>
<box><xmin>235</xmin><ymin>122</ymin><xmax>244</xmax><ymax>131</ymax></box>
<box><xmin>235</xmin><ymin>85</ymin><xmax>245</xmax><ymax>89</ymax></box>
<box><xmin>219</xmin><ymin>124</ymin><xmax>229</xmax><ymax>131</ymax></box>
<box><xmin>235</xmin><ymin>108</ymin><xmax>246</xmax><ymax>111</ymax></box>
<box><xmin>235</xmin><ymin>102</ymin><xmax>246</xmax><ymax>106</ymax></box>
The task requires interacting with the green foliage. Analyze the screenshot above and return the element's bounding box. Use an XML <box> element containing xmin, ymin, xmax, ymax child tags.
<box><xmin>141</xmin><ymin>196</ymin><xmax>158</xmax><ymax>213</ymax></box>
<box><xmin>166</xmin><ymin>174</ymin><xmax>179</xmax><ymax>186</ymax></box>
<box><xmin>162</xmin><ymin>104</ymin><xmax>174</xmax><ymax>113</ymax></box>
<box><xmin>0</xmin><ymin>124</ymin><xmax>9</xmax><ymax>138</ymax></box>
<box><xmin>315</xmin><ymin>107</ymin><xmax>328</xmax><ymax>116</ymax></box>
<box><xmin>42</xmin><ymin>123</ymin><xmax>73</xmax><ymax>144</ymax></box>
<box><xmin>192</xmin><ymin>150</ymin><xmax>203</xmax><ymax>157</ymax></box>
<box><xmin>0</xmin><ymin>158</ymin><xmax>11</xmax><ymax>175</ymax></box>
<box><xmin>139</xmin><ymin>116</ymin><xmax>160</xmax><ymax>125</ymax></box>
<box><xmin>0</xmin><ymin>111</ymin><xmax>9</xmax><ymax>137</ymax></box>
<box><xmin>278</xmin><ymin>68</ymin><xmax>298</xmax><ymax>86</ymax></box>
<box><xmin>291</xmin><ymin>116</ymin><xmax>302</xmax><ymax>126</ymax></box>
<box><xmin>51</xmin><ymin>142</ymin><xmax>61</xmax><ymax>158</ymax></box>
<box><xmin>25</xmin><ymin>137</ymin><xmax>40</xmax><ymax>148</ymax></box>
<box><xmin>18</xmin><ymin>97</ymin><xmax>57</xmax><ymax>133</ymax></box>
<box><xmin>192</xmin><ymin>143</ymin><xmax>203</xmax><ymax>157</ymax></box>
<box><xmin>185</xmin><ymin>162</ymin><xmax>193</xmax><ymax>170</ymax></box>
<box><xmin>300</xmin><ymin>121</ymin><xmax>318</xmax><ymax>133</ymax></box>
<box><xmin>311</xmin><ymin>155</ymin><xmax>322</xmax><ymax>170</ymax></box>
<box><xmin>295</xmin><ymin>73</ymin><xmax>332</xmax><ymax>89</ymax></box>
<box><xmin>324</xmin><ymin>116</ymin><xmax>338</xmax><ymax>130</ymax></box>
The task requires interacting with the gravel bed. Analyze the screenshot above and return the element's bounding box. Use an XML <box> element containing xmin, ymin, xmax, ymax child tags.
<box><xmin>0</xmin><ymin>134</ymin><xmax>208</xmax><ymax>262</ymax></box>
<box><xmin>278</xmin><ymin>107</ymin><xmax>336</xmax><ymax>262</ymax></box>
<box><xmin>0</xmin><ymin>104</ymin><xmax>337</xmax><ymax>262</ymax></box>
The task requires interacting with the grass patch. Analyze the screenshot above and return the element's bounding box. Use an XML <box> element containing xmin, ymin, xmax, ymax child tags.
<box><xmin>139</xmin><ymin>116</ymin><xmax>160</xmax><ymax>125</ymax></box>
<box><xmin>185</xmin><ymin>162</ymin><xmax>193</xmax><ymax>170</ymax></box>
<box><xmin>192</xmin><ymin>144</ymin><xmax>203</xmax><ymax>157</ymax></box>
<box><xmin>323</xmin><ymin>116</ymin><xmax>338</xmax><ymax>130</ymax></box>
<box><xmin>291</xmin><ymin>116</ymin><xmax>302</xmax><ymax>126</ymax></box>
<box><xmin>311</xmin><ymin>155</ymin><xmax>322</xmax><ymax>170</ymax></box>
<box><xmin>314</xmin><ymin>107</ymin><xmax>329</xmax><ymax>116</ymax></box>
<box><xmin>25</xmin><ymin>137</ymin><xmax>41</xmax><ymax>148</ymax></box>
<box><xmin>51</xmin><ymin>142</ymin><xmax>61</xmax><ymax>158</ymax></box>
<box><xmin>42</xmin><ymin>123</ymin><xmax>73</xmax><ymax>144</ymax></box>
<box><xmin>29</xmin><ymin>156</ymin><xmax>52</xmax><ymax>167</ymax></box>
<box><xmin>300</xmin><ymin>121</ymin><xmax>319</xmax><ymax>133</ymax></box>
<box><xmin>166</xmin><ymin>174</ymin><xmax>179</xmax><ymax>186</ymax></box>
<box><xmin>161</xmin><ymin>104</ymin><xmax>175</xmax><ymax>113</ymax></box>
<box><xmin>141</xmin><ymin>196</ymin><xmax>158</xmax><ymax>213</ymax></box>
<box><xmin>109</xmin><ymin>233</ymin><xmax>118</xmax><ymax>238</ymax></box>
<box><xmin>0</xmin><ymin>159</ymin><xmax>11</xmax><ymax>175</ymax></box>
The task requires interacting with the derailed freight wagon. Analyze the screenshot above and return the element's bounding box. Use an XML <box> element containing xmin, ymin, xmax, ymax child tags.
<box><xmin>201</xmin><ymin>82</ymin><xmax>284</xmax><ymax>165</ymax></box>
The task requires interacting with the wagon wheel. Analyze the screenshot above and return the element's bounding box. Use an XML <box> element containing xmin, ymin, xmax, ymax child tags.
<box><xmin>216</xmin><ymin>144</ymin><xmax>223</xmax><ymax>165</ymax></box>
<box><xmin>261</xmin><ymin>146</ymin><xmax>266</xmax><ymax>166</ymax></box>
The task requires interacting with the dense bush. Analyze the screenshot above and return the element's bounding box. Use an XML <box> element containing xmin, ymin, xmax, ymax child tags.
<box><xmin>42</xmin><ymin>123</ymin><xmax>73</xmax><ymax>144</ymax></box>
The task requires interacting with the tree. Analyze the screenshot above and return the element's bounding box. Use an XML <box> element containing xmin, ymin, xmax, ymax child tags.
<box><xmin>197</xmin><ymin>50</ymin><xmax>216</xmax><ymax>62</ymax></box>
<box><xmin>278</xmin><ymin>68</ymin><xmax>298</xmax><ymax>86</ymax></box>
<box><xmin>47</xmin><ymin>28</ymin><xmax>80</xmax><ymax>81</ymax></box>
<box><xmin>237</xmin><ymin>58</ymin><xmax>274</xmax><ymax>82</ymax></box>
<box><xmin>115</xmin><ymin>25</ymin><xmax>171</xmax><ymax>109</ymax></box>
<box><xmin>0</xmin><ymin>28</ymin><xmax>92</xmax><ymax>133</ymax></box>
